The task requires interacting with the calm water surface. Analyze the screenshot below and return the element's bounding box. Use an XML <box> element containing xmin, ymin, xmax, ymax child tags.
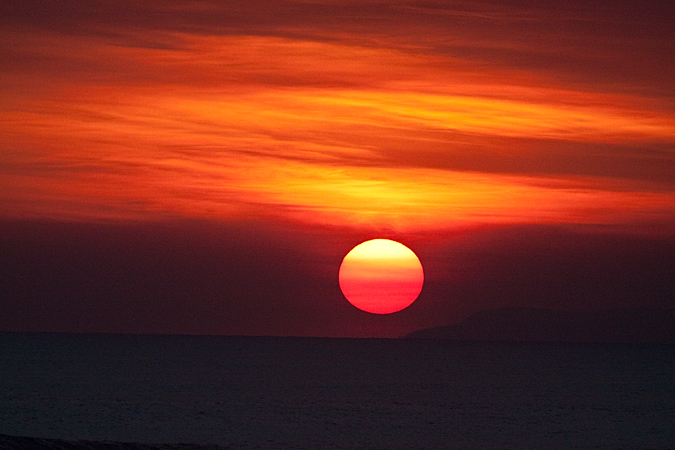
<box><xmin>0</xmin><ymin>333</ymin><xmax>673</xmax><ymax>449</ymax></box>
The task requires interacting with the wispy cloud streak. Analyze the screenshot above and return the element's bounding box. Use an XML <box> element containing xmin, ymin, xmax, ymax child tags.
<box><xmin>1</xmin><ymin>1</ymin><xmax>673</xmax><ymax>231</ymax></box>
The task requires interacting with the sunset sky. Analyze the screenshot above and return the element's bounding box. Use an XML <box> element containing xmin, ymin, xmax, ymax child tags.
<box><xmin>1</xmin><ymin>0</ymin><xmax>674</xmax><ymax>337</ymax></box>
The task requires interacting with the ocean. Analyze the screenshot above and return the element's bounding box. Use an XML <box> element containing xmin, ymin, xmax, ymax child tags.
<box><xmin>1</xmin><ymin>333</ymin><xmax>673</xmax><ymax>449</ymax></box>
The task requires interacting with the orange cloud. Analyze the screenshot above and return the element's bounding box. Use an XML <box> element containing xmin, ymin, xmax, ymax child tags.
<box><xmin>1</xmin><ymin>14</ymin><xmax>674</xmax><ymax>233</ymax></box>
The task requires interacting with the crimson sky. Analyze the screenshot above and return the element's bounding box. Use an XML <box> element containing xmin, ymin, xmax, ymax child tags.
<box><xmin>1</xmin><ymin>0</ymin><xmax>674</xmax><ymax>337</ymax></box>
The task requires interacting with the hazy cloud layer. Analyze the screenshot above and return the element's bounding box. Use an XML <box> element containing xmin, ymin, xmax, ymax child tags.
<box><xmin>1</xmin><ymin>220</ymin><xmax>673</xmax><ymax>337</ymax></box>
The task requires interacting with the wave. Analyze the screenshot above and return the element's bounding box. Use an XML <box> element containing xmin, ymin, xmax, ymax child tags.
<box><xmin>0</xmin><ymin>434</ymin><xmax>224</xmax><ymax>450</ymax></box>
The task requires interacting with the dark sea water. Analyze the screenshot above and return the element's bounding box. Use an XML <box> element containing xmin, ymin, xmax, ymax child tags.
<box><xmin>0</xmin><ymin>333</ymin><xmax>674</xmax><ymax>450</ymax></box>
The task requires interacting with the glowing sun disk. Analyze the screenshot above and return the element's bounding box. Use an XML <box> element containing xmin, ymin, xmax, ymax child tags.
<box><xmin>339</xmin><ymin>239</ymin><xmax>424</xmax><ymax>314</ymax></box>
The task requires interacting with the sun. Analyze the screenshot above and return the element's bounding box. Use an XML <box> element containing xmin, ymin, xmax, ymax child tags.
<box><xmin>339</xmin><ymin>239</ymin><xmax>424</xmax><ymax>314</ymax></box>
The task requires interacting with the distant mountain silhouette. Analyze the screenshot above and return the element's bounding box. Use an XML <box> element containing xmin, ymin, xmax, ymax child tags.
<box><xmin>406</xmin><ymin>308</ymin><xmax>675</xmax><ymax>344</ymax></box>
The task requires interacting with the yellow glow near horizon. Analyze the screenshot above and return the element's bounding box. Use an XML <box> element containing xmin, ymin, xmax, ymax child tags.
<box><xmin>343</xmin><ymin>238</ymin><xmax>421</xmax><ymax>262</ymax></box>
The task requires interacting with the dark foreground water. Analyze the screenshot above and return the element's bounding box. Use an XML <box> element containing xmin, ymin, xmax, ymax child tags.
<box><xmin>1</xmin><ymin>333</ymin><xmax>674</xmax><ymax>450</ymax></box>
